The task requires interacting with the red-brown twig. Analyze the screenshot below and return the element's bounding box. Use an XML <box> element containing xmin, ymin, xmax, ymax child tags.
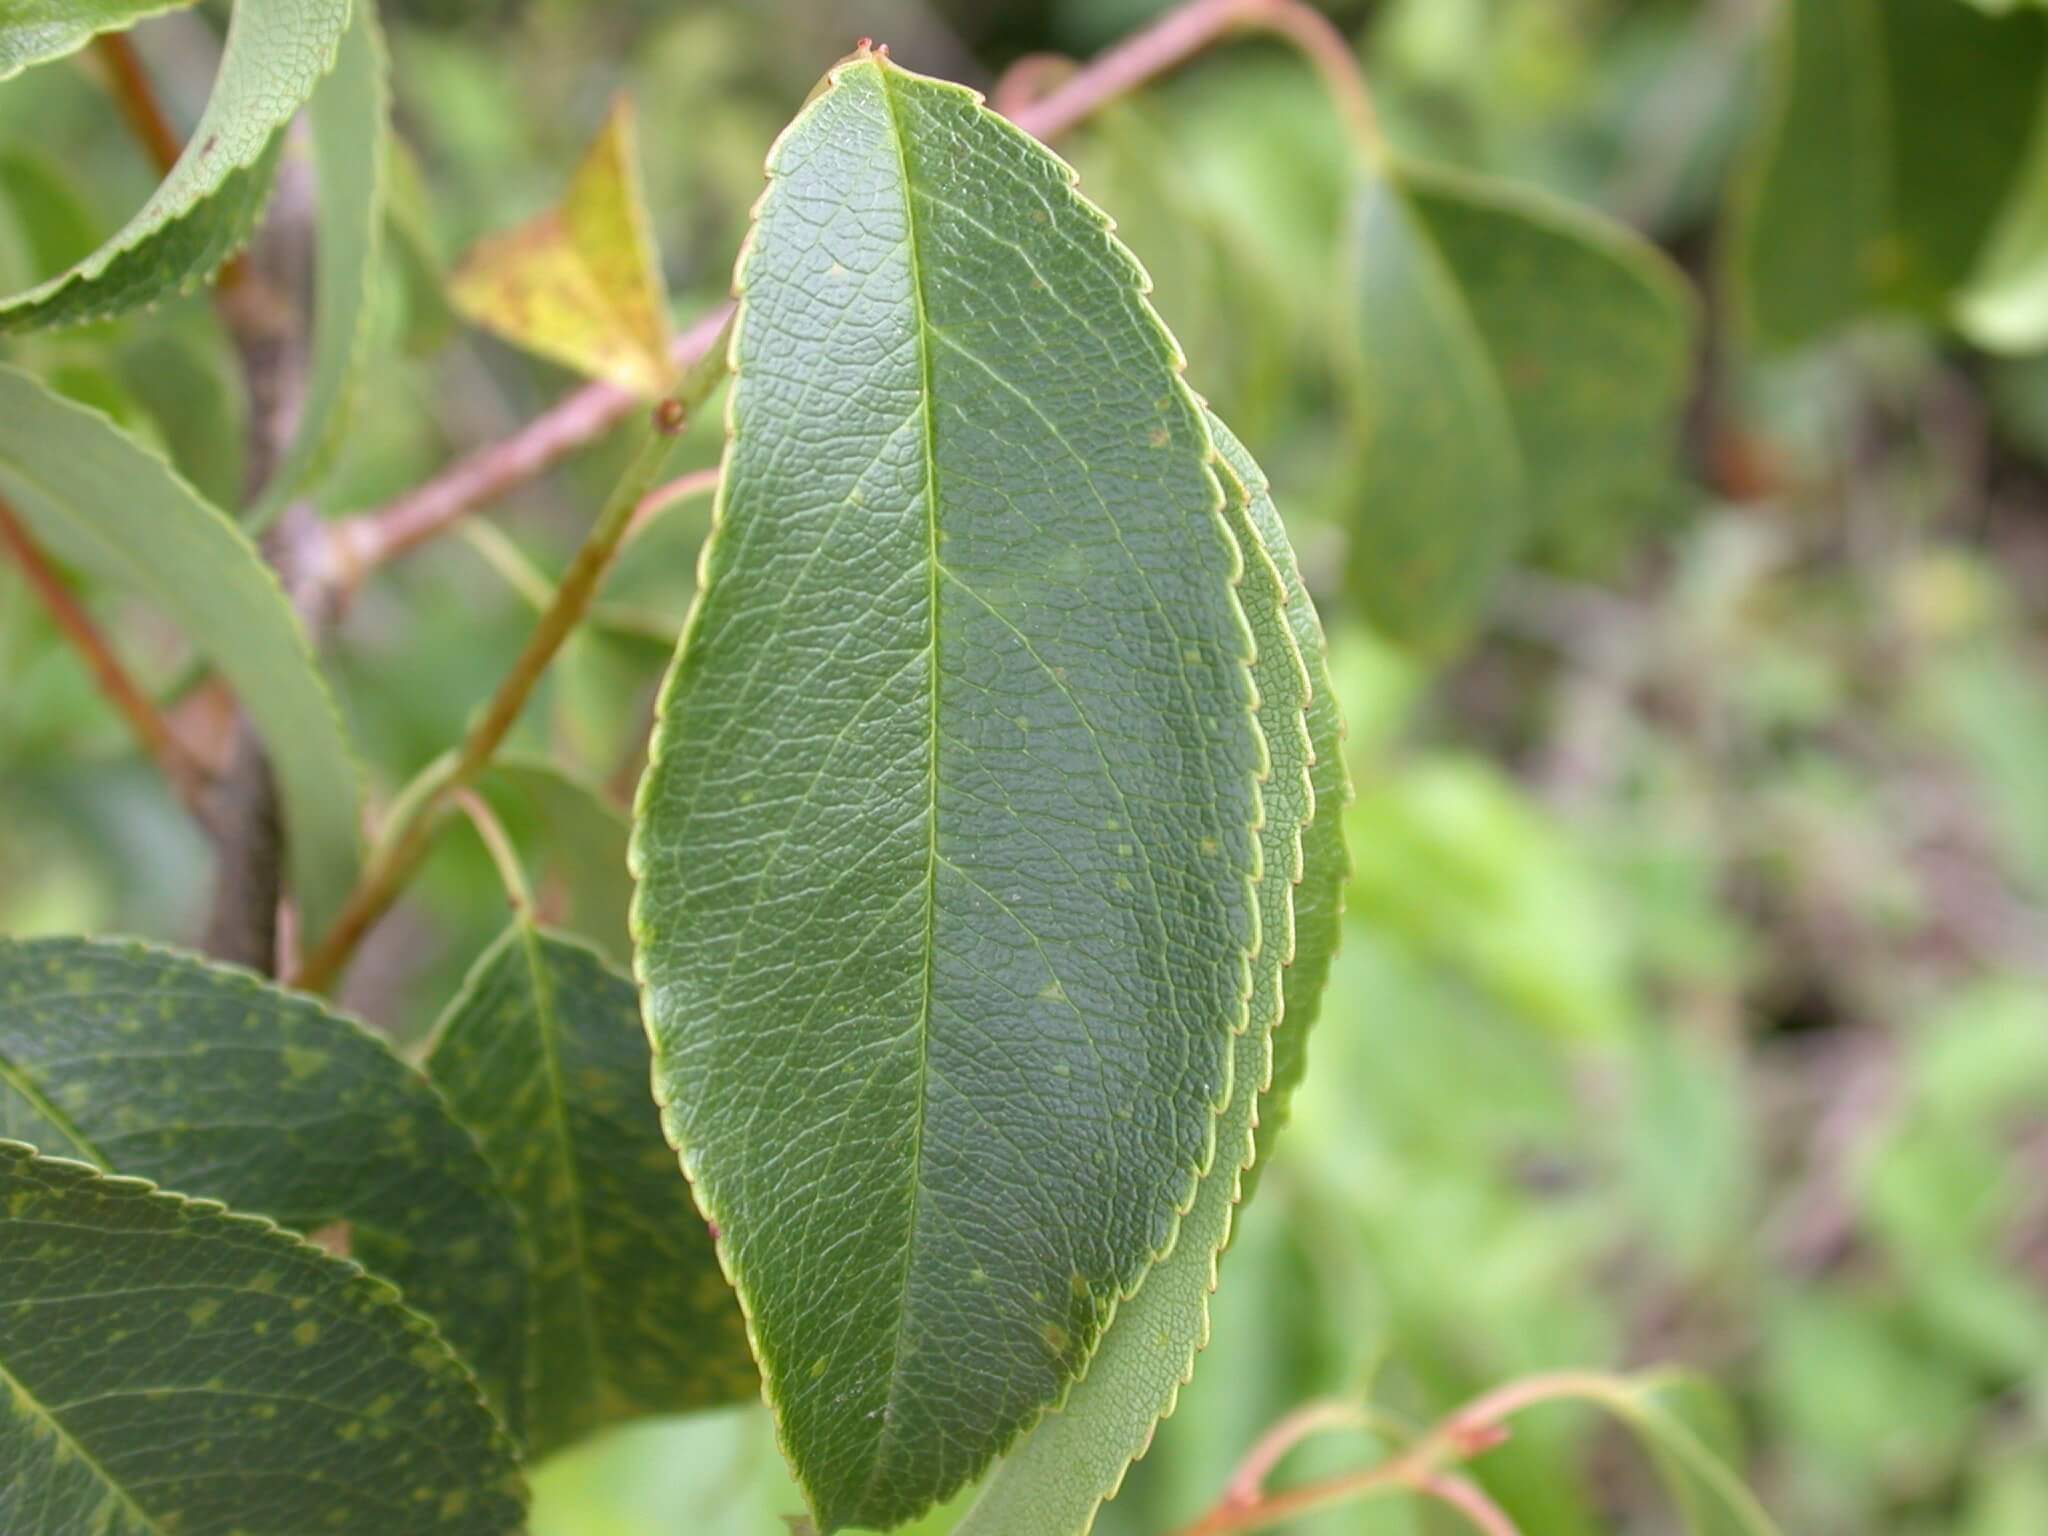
<box><xmin>292</xmin><ymin>364</ymin><xmax>722</xmax><ymax>994</ymax></box>
<box><xmin>1165</xmin><ymin>1374</ymin><xmax>1649</xmax><ymax>1536</ymax></box>
<box><xmin>93</xmin><ymin>33</ymin><xmax>184</xmax><ymax>177</ymax></box>
<box><xmin>1413</xmin><ymin>1473</ymin><xmax>1523</xmax><ymax>1536</ymax></box>
<box><xmin>327</xmin><ymin>0</ymin><xmax>1374</xmax><ymax>601</ymax></box>
<box><xmin>0</xmin><ymin>495</ymin><xmax>214</xmax><ymax>823</ymax></box>
<box><xmin>625</xmin><ymin>464</ymin><xmax>722</xmax><ymax>545</ymax></box>
<box><xmin>1005</xmin><ymin>0</ymin><xmax>1376</xmax><ymax>150</ymax></box>
<box><xmin>326</xmin><ymin>306</ymin><xmax>734</xmax><ymax>592</ymax></box>
<box><xmin>1224</xmin><ymin>1398</ymin><xmax>1385</xmax><ymax>1506</ymax></box>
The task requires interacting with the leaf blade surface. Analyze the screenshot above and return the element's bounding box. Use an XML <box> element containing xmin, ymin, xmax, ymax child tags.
<box><xmin>632</xmin><ymin>53</ymin><xmax>1266</xmax><ymax>1531</ymax></box>
<box><xmin>0</xmin><ymin>1141</ymin><xmax>527</xmax><ymax>1536</ymax></box>
<box><xmin>956</xmin><ymin>412</ymin><xmax>1321</xmax><ymax>1536</ymax></box>
<box><xmin>0</xmin><ymin>0</ymin><xmax>351</xmax><ymax>332</ymax></box>
<box><xmin>0</xmin><ymin>934</ymin><xmax>530</xmax><ymax>1431</ymax></box>
<box><xmin>426</xmin><ymin>923</ymin><xmax>755</xmax><ymax>1459</ymax></box>
<box><xmin>0</xmin><ymin>0</ymin><xmax>194</xmax><ymax>81</ymax></box>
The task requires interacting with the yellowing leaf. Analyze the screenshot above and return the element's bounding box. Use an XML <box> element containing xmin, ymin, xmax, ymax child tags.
<box><xmin>449</xmin><ymin>95</ymin><xmax>673</xmax><ymax>395</ymax></box>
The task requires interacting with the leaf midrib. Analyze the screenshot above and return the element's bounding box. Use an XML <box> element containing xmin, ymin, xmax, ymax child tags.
<box><xmin>515</xmin><ymin>922</ymin><xmax>606</xmax><ymax>1403</ymax></box>
<box><xmin>0</xmin><ymin>1352</ymin><xmax>168</xmax><ymax>1535</ymax></box>
<box><xmin>0</xmin><ymin>1042</ymin><xmax>106</xmax><ymax>1166</ymax></box>
<box><xmin>862</xmin><ymin>60</ymin><xmax>941</xmax><ymax>1501</ymax></box>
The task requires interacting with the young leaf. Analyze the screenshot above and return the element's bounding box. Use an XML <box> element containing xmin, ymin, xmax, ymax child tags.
<box><xmin>0</xmin><ymin>934</ymin><xmax>531</xmax><ymax>1432</ymax></box>
<box><xmin>426</xmin><ymin>923</ymin><xmax>755</xmax><ymax>1460</ymax></box>
<box><xmin>956</xmin><ymin>415</ymin><xmax>1320</xmax><ymax>1536</ymax></box>
<box><xmin>448</xmin><ymin>95</ymin><xmax>674</xmax><ymax>396</ymax></box>
<box><xmin>632</xmin><ymin>51</ymin><xmax>1267</xmax><ymax>1531</ymax></box>
<box><xmin>1730</xmin><ymin>0</ymin><xmax>2048</xmax><ymax>349</ymax></box>
<box><xmin>0</xmin><ymin>0</ymin><xmax>351</xmax><ymax>333</ymax></box>
<box><xmin>252</xmin><ymin>0</ymin><xmax>389</xmax><ymax>523</ymax></box>
<box><xmin>0</xmin><ymin>1142</ymin><xmax>527</xmax><ymax>1535</ymax></box>
<box><xmin>0</xmin><ymin>0</ymin><xmax>194</xmax><ymax>82</ymax></box>
<box><xmin>0</xmin><ymin>367</ymin><xmax>362</xmax><ymax>937</ymax></box>
<box><xmin>1347</xmin><ymin>158</ymin><xmax>1694</xmax><ymax>653</ymax></box>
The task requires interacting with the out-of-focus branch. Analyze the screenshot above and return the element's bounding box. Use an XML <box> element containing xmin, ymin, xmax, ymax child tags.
<box><xmin>293</xmin><ymin>349</ymin><xmax>725</xmax><ymax>995</ymax></box>
<box><xmin>0</xmin><ymin>494</ymin><xmax>214</xmax><ymax>822</ymax></box>
<box><xmin>1004</xmin><ymin>0</ymin><xmax>1377</xmax><ymax>151</ymax></box>
<box><xmin>625</xmin><ymin>465</ymin><xmax>721</xmax><ymax>545</ymax></box>
<box><xmin>203</xmin><ymin>158</ymin><xmax>316</xmax><ymax>975</ymax></box>
<box><xmin>94</xmin><ymin>33</ymin><xmax>316</xmax><ymax>971</ymax></box>
<box><xmin>325</xmin><ymin>0</ymin><xmax>1375</xmax><ymax>603</ymax></box>
<box><xmin>93</xmin><ymin>33</ymin><xmax>184</xmax><ymax>177</ymax></box>
<box><xmin>326</xmin><ymin>305</ymin><xmax>735</xmax><ymax>595</ymax></box>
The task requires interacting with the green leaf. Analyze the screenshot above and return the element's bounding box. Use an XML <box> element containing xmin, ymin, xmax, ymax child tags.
<box><xmin>0</xmin><ymin>148</ymin><xmax>102</xmax><ymax>287</ymax></box>
<box><xmin>1347</xmin><ymin>158</ymin><xmax>1693</xmax><ymax>652</ymax></box>
<box><xmin>632</xmin><ymin>51</ymin><xmax>1267</xmax><ymax>1531</ymax></box>
<box><xmin>448</xmin><ymin>95</ymin><xmax>674</xmax><ymax>396</ymax></box>
<box><xmin>252</xmin><ymin>0</ymin><xmax>388</xmax><ymax>523</ymax></box>
<box><xmin>0</xmin><ymin>1141</ymin><xmax>527</xmax><ymax>1534</ymax></box>
<box><xmin>0</xmin><ymin>0</ymin><xmax>193</xmax><ymax>82</ymax></box>
<box><xmin>955</xmin><ymin>415</ymin><xmax>1320</xmax><ymax>1536</ymax></box>
<box><xmin>0</xmin><ymin>934</ymin><xmax>532</xmax><ymax>1433</ymax></box>
<box><xmin>0</xmin><ymin>366</ymin><xmax>362</xmax><ymax>938</ymax></box>
<box><xmin>1730</xmin><ymin>0</ymin><xmax>2048</xmax><ymax>349</ymax></box>
<box><xmin>426</xmin><ymin>923</ymin><xmax>755</xmax><ymax>1461</ymax></box>
<box><xmin>1222</xmin><ymin>418</ymin><xmax>1350</xmax><ymax>1186</ymax></box>
<box><xmin>1957</xmin><ymin>88</ymin><xmax>2048</xmax><ymax>352</ymax></box>
<box><xmin>0</xmin><ymin>0</ymin><xmax>352</xmax><ymax>333</ymax></box>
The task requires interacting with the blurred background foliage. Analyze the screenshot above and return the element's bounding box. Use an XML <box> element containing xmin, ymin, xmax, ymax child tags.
<box><xmin>4</xmin><ymin>0</ymin><xmax>2048</xmax><ymax>1532</ymax></box>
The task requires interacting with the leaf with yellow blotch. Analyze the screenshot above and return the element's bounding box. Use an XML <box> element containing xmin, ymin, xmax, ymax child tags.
<box><xmin>449</xmin><ymin>96</ymin><xmax>674</xmax><ymax>396</ymax></box>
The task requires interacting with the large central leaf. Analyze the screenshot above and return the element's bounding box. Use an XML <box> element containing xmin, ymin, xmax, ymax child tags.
<box><xmin>632</xmin><ymin>51</ymin><xmax>1268</xmax><ymax>1532</ymax></box>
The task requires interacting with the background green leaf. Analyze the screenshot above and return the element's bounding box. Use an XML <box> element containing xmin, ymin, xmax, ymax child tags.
<box><xmin>252</xmin><ymin>0</ymin><xmax>387</xmax><ymax>522</ymax></box>
<box><xmin>1730</xmin><ymin>0</ymin><xmax>2048</xmax><ymax>349</ymax></box>
<box><xmin>426</xmin><ymin>923</ymin><xmax>755</xmax><ymax>1461</ymax></box>
<box><xmin>477</xmin><ymin>756</ymin><xmax>633</xmax><ymax>963</ymax></box>
<box><xmin>632</xmin><ymin>53</ymin><xmax>1266</xmax><ymax>1531</ymax></box>
<box><xmin>0</xmin><ymin>0</ymin><xmax>351</xmax><ymax>333</ymax></box>
<box><xmin>0</xmin><ymin>933</ymin><xmax>531</xmax><ymax>1431</ymax></box>
<box><xmin>1956</xmin><ymin>84</ymin><xmax>2048</xmax><ymax>352</ymax></box>
<box><xmin>0</xmin><ymin>1140</ymin><xmax>527</xmax><ymax>1535</ymax></box>
<box><xmin>0</xmin><ymin>0</ymin><xmax>194</xmax><ymax>82</ymax></box>
<box><xmin>1347</xmin><ymin>157</ymin><xmax>1693</xmax><ymax>651</ymax></box>
<box><xmin>0</xmin><ymin>366</ymin><xmax>362</xmax><ymax>938</ymax></box>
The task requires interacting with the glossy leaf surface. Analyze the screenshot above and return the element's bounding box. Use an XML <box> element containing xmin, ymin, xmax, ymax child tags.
<box><xmin>0</xmin><ymin>0</ymin><xmax>350</xmax><ymax>332</ymax></box>
<box><xmin>0</xmin><ymin>1142</ymin><xmax>527</xmax><ymax>1536</ymax></box>
<box><xmin>0</xmin><ymin>934</ymin><xmax>530</xmax><ymax>1430</ymax></box>
<box><xmin>426</xmin><ymin>924</ymin><xmax>754</xmax><ymax>1459</ymax></box>
<box><xmin>957</xmin><ymin>412</ymin><xmax>1321</xmax><ymax>1536</ymax></box>
<box><xmin>1348</xmin><ymin>158</ymin><xmax>1693</xmax><ymax>653</ymax></box>
<box><xmin>632</xmin><ymin>52</ymin><xmax>1266</xmax><ymax>1531</ymax></box>
<box><xmin>0</xmin><ymin>367</ymin><xmax>362</xmax><ymax>937</ymax></box>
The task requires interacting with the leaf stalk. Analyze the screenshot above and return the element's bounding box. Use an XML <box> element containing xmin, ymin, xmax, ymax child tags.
<box><xmin>293</xmin><ymin>322</ymin><xmax>728</xmax><ymax>994</ymax></box>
